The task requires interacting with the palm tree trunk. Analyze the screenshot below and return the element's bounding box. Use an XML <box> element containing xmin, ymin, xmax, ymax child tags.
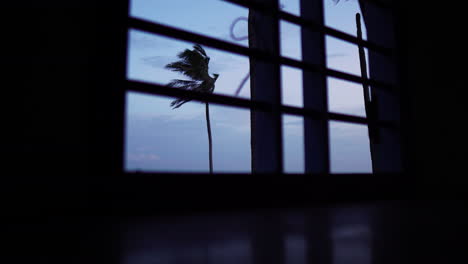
<box><xmin>205</xmin><ymin>102</ymin><xmax>213</xmax><ymax>173</ymax></box>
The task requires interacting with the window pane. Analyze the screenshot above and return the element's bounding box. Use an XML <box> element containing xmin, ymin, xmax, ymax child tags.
<box><xmin>281</xmin><ymin>66</ymin><xmax>303</xmax><ymax>107</ymax></box>
<box><xmin>125</xmin><ymin>92</ymin><xmax>251</xmax><ymax>173</ymax></box>
<box><xmin>326</xmin><ymin>35</ymin><xmax>365</xmax><ymax>77</ymax></box>
<box><xmin>329</xmin><ymin>121</ymin><xmax>372</xmax><ymax>173</ymax></box>
<box><xmin>327</xmin><ymin>77</ymin><xmax>366</xmax><ymax>117</ymax></box>
<box><xmin>280</xmin><ymin>0</ymin><xmax>300</xmax><ymax>16</ymax></box>
<box><xmin>324</xmin><ymin>0</ymin><xmax>368</xmax><ymax>40</ymax></box>
<box><xmin>127</xmin><ymin>29</ymin><xmax>251</xmax><ymax>99</ymax></box>
<box><xmin>130</xmin><ymin>0</ymin><xmax>249</xmax><ymax>46</ymax></box>
<box><xmin>280</xmin><ymin>20</ymin><xmax>302</xmax><ymax>61</ymax></box>
<box><xmin>283</xmin><ymin>115</ymin><xmax>304</xmax><ymax>173</ymax></box>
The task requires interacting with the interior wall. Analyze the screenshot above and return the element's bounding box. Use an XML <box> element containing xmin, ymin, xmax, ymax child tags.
<box><xmin>398</xmin><ymin>1</ymin><xmax>466</xmax><ymax>179</ymax></box>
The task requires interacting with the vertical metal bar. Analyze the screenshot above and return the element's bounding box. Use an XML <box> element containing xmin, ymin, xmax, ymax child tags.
<box><xmin>356</xmin><ymin>13</ymin><xmax>377</xmax><ymax>172</ymax></box>
<box><xmin>248</xmin><ymin>0</ymin><xmax>283</xmax><ymax>173</ymax></box>
<box><xmin>248</xmin><ymin>1</ymin><xmax>285</xmax><ymax>263</ymax></box>
<box><xmin>301</xmin><ymin>2</ymin><xmax>333</xmax><ymax>263</ymax></box>
<box><xmin>301</xmin><ymin>0</ymin><xmax>329</xmax><ymax>174</ymax></box>
<box><xmin>356</xmin><ymin>14</ymin><xmax>371</xmax><ymax>105</ymax></box>
<box><xmin>359</xmin><ymin>0</ymin><xmax>402</xmax><ymax>173</ymax></box>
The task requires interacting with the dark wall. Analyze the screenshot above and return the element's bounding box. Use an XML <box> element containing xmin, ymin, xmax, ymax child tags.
<box><xmin>6</xmin><ymin>2</ymin><xmax>93</xmax><ymax>176</ymax></box>
<box><xmin>398</xmin><ymin>1</ymin><xmax>466</xmax><ymax>179</ymax></box>
<box><xmin>5</xmin><ymin>0</ymin><xmax>127</xmax><ymax>199</ymax></box>
<box><xmin>4</xmin><ymin>2</ymin><xmax>124</xmax><ymax>263</ymax></box>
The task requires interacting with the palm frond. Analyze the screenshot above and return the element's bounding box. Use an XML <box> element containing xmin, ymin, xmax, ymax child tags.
<box><xmin>167</xmin><ymin>80</ymin><xmax>213</xmax><ymax>108</ymax></box>
<box><xmin>167</xmin><ymin>79</ymin><xmax>202</xmax><ymax>109</ymax></box>
<box><xmin>167</xmin><ymin>79</ymin><xmax>201</xmax><ymax>90</ymax></box>
<box><xmin>193</xmin><ymin>44</ymin><xmax>207</xmax><ymax>57</ymax></box>
<box><xmin>165</xmin><ymin>61</ymin><xmax>191</xmax><ymax>74</ymax></box>
<box><xmin>165</xmin><ymin>44</ymin><xmax>217</xmax><ymax>109</ymax></box>
<box><xmin>165</xmin><ymin>45</ymin><xmax>209</xmax><ymax>80</ymax></box>
<box><xmin>170</xmin><ymin>97</ymin><xmax>190</xmax><ymax>109</ymax></box>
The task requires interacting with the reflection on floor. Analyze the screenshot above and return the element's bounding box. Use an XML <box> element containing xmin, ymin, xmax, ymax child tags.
<box><xmin>123</xmin><ymin>206</ymin><xmax>373</xmax><ymax>264</ymax></box>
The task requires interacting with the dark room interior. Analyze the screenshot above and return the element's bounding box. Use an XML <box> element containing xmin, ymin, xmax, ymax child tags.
<box><xmin>3</xmin><ymin>0</ymin><xmax>467</xmax><ymax>264</ymax></box>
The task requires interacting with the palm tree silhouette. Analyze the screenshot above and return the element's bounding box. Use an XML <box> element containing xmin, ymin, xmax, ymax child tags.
<box><xmin>165</xmin><ymin>44</ymin><xmax>219</xmax><ymax>173</ymax></box>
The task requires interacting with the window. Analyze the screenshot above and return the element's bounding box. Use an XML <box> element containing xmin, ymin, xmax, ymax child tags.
<box><xmin>123</xmin><ymin>0</ymin><xmax>402</xmax><ymax>175</ymax></box>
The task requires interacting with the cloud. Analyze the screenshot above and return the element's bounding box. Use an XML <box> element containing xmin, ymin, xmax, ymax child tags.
<box><xmin>140</xmin><ymin>51</ymin><xmax>246</xmax><ymax>75</ymax></box>
<box><xmin>283</xmin><ymin>120</ymin><xmax>303</xmax><ymax>137</ymax></box>
<box><xmin>215</xmin><ymin>121</ymin><xmax>250</xmax><ymax>134</ymax></box>
<box><xmin>327</xmin><ymin>53</ymin><xmax>348</xmax><ymax>58</ymax></box>
<box><xmin>128</xmin><ymin>29</ymin><xmax>179</xmax><ymax>51</ymax></box>
<box><xmin>129</xmin><ymin>107</ymin><xmax>205</xmax><ymax>122</ymax></box>
<box><xmin>141</xmin><ymin>55</ymin><xmax>175</xmax><ymax>69</ymax></box>
<box><xmin>127</xmin><ymin>153</ymin><xmax>161</xmax><ymax>162</ymax></box>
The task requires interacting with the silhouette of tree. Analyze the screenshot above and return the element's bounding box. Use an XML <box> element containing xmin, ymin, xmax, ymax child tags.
<box><xmin>165</xmin><ymin>44</ymin><xmax>219</xmax><ymax>173</ymax></box>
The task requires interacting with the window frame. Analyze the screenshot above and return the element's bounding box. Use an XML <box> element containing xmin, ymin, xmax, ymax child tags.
<box><xmin>119</xmin><ymin>0</ymin><xmax>403</xmax><ymax>176</ymax></box>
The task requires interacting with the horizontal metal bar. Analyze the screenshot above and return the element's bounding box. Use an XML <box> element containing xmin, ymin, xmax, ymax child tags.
<box><xmin>128</xmin><ymin>17</ymin><xmax>270</xmax><ymax>64</ymax></box>
<box><xmin>224</xmin><ymin>0</ymin><xmax>394</xmax><ymax>12</ymax></box>
<box><xmin>127</xmin><ymin>79</ymin><xmax>272</xmax><ymax>112</ymax></box>
<box><xmin>128</xmin><ymin>17</ymin><xmax>398</xmax><ymax>94</ymax></box>
<box><xmin>281</xmin><ymin>105</ymin><xmax>397</xmax><ymax>129</ymax></box>
<box><xmin>329</xmin><ymin>111</ymin><xmax>381</xmax><ymax>126</ymax></box>
<box><xmin>222</xmin><ymin>0</ymin><xmax>394</xmax><ymax>57</ymax></box>
<box><xmin>281</xmin><ymin>11</ymin><xmax>394</xmax><ymax>56</ymax></box>
<box><xmin>280</xmin><ymin>56</ymin><xmax>397</xmax><ymax>93</ymax></box>
<box><xmin>126</xmin><ymin>80</ymin><xmax>398</xmax><ymax>130</ymax></box>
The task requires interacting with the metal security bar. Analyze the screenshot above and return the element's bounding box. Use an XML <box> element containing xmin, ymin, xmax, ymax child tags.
<box><xmin>224</xmin><ymin>0</ymin><xmax>394</xmax><ymax>11</ymax></box>
<box><xmin>128</xmin><ymin>18</ymin><xmax>398</xmax><ymax>94</ymax></box>
<box><xmin>127</xmin><ymin>80</ymin><xmax>398</xmax><ymax>129</ymax></box>
<box><xmin>222</xmin><ymin>0</ymin><xmax>394</xmax><ymax>55</ymax></box>
<box><xmin>124</xmin><ymin>0</ymin><xmax>401</xmax><ymax>174</ymax></box>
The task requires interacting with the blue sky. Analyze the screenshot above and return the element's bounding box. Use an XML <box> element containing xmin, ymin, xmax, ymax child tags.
<box><xmin>125</xmin><ymin>0</ymin><xmax>372</xmax><ymax>173</ymax></box>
